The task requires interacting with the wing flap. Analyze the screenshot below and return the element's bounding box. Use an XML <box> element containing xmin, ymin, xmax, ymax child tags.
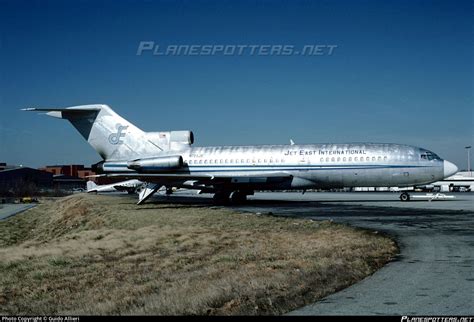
<box><xmin>99</xmin><ymin>171</ymin><xmax>292</xmax><ymax>185</ymax></box>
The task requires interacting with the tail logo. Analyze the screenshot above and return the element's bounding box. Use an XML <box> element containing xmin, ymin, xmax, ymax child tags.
<box><xmin>108</xmin><ymin>123</ymin><xmax>129</xmax><ymax>145</ymax></box>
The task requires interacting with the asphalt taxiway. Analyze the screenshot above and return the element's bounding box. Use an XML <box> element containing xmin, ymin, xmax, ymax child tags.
<box><xmin>0</xmin><ymin>203</ymin><xmax>36</xmax><ymax>220</ymax></box>
<box><xmin>231</xmin><ymin>192</ymin><xmax>474</xmax><ymax>315</ymax></box>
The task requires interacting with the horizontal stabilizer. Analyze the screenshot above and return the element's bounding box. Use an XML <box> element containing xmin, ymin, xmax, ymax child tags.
<box><xmin>22</xmin><ymin>106</ymin><xmax>102</xmax><ymax>112</ymax></box>
<box><xmin>22</xmin><ymin>105</ymin><xmax>102</xmax><ymax>119</ymax></box>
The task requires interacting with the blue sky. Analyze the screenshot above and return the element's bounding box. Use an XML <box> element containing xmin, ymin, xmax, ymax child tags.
<box><xmin>0</xmin><ymin>0</ymin><xmax>472</xmax><ymax>169</ymax></box>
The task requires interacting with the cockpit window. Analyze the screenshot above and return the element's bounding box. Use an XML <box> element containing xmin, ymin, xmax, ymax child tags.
<box><xmin>420</xmin><ymin>151</ymin><xmax>440</xmax><ymax>161</ymax></box>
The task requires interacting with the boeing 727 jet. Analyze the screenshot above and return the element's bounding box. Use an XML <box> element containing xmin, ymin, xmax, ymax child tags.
<box><xmin>24</xmin><ymin>104</ymin><xmax>459</xmax><ymax>204</ymax></box>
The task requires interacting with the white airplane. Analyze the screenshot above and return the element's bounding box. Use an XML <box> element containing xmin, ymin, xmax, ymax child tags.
<box><xmin>417</xmin><ymin>172</ymin><xmax>473</xmax><ymax>192</ymax></box>
<box><xmin>86</xmin><ymin>179</ymin><xmax>143</xmax><ymax>194</ymax></box>
<box><xmin>24</xmin><ymin>104</ymin><xmax>459</xmax><ymax>204</ymax></box>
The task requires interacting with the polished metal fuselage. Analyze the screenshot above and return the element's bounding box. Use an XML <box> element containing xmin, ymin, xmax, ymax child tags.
<box><xmin>169</xmin><ymin>143</ymin><xmax>444</xmax><ymax>189</ymax></box>
<box><xmin>27</xmin><ymin>105</ymin><xmax>450</xmax><ymax>193</ymax></box>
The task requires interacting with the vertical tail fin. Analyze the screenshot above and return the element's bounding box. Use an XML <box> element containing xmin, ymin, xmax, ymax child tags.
<box><xmin>86</xmin><ymin>181</ymin><xmax>97</xmax><ymax>191</ymax></box>
<box><xmin>24</xmin><ymin>104</ymin><xmax>161</xmax><ymax>160</ymax></box>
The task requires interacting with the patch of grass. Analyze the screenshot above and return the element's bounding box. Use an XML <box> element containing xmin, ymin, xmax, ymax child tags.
<box><xmin>0</xmin><ymin>194</ymin><xmax>398</xmax><ymax>315</ymax></box>
<box><xmin>48</xmin><ymin>257</ymin><xmax>71</xmax><ymax>267</ymax></box>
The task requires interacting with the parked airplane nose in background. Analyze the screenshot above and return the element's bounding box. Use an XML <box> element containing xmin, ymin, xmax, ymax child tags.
<box><xmin>443</xmin><ymin>160</ymin><xmax>459</xmax><ymax>178</ymax></box>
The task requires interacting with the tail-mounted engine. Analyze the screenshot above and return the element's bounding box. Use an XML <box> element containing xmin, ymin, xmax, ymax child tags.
<box><xmin>127</xmin><ymin>155</ymin><xmax>183</xmax><ymax>172</ymax></box>
<box><xmin>92</xmin><ymin>155</ymin><xmax>184</xmax><ymax>174</ymax></box>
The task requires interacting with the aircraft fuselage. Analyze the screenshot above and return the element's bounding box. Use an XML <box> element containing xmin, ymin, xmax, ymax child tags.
<box><xmin>101</xmin><ymin>143</ymin><xmax>451</xmax><ymax>190</ymax></box>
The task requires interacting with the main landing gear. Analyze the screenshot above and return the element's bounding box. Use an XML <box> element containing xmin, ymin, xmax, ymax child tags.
<box><xmin>399</xmin><ymin>192</ymin><xmax>411</xmax><ymax>202</ymax></box>
<box><xmin>213</xmin><ymin>191</ymin><xmax>231</xmax><ymax>205</ymax></box>
<box><xmin>213</xmin><ymin>190</ymin><xmax>252</xmax><ymax>205</ymax></box>
<box><xmin>231</xmin><ymin>190</ymin><xmax>248</xmax><ymax>203</ymax></box>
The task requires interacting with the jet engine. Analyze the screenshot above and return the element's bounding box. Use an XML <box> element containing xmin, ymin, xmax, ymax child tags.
<box><xmin>127</xmin><ymin>155</ymin><xmax>184</xmax><ymax>172</ymax></box>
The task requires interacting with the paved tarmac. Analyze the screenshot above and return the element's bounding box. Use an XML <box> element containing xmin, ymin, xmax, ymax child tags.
<box><xmin>0</xmin><ymin>203</ymin><xmax>36</xmax><ymax>220</ymax></box>
<box><xmin>230</xmin><ymin>192</ymin><xmax>474</xmax><ymax>315</ymax></box>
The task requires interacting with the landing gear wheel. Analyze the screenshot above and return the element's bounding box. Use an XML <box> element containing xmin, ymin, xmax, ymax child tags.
<box><xmin>400</xmin><ymin>192</ymin><xmax>410</xmax><ymax>202</ymax></box>
<box><xmin>231</xmin><ymin>191</ymin><xmax>247</xmax><ymax>204</ymax></box>
<box><xmin>213</xmin><ymin>191</ymin><xmax>231</xmax><ymax>205</ymax></box>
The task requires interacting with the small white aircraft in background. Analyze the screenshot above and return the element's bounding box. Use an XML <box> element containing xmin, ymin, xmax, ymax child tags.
<box><xmin>86</xmin><ymin>179</ymin><xmax>143</xmax><ymax>194</ymax></box>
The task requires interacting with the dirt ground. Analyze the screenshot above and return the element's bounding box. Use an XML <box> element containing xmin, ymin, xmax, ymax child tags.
<box><xmin>0</xmin><ymin>194</ymin><xmax>398</xmax><ymax>315</ymax></box>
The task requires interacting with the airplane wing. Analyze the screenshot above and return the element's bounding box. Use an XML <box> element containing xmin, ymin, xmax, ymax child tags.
<box><xmin>100</xmin><ymin>172</ymin><xmax>293</xmax><ymax>190</ymax></box>
<box><xmin>102</xmin><ymin>171</ymin><xmax>292</xmax><ymax>182</ymax></box>
<box><xmin>95</xmin><ymin>172</ymin><xmax>293</xmax><ymax>204</ymax></box>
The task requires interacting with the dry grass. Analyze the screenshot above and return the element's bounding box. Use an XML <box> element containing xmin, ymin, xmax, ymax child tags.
<box><xmin>0</xmin><ymin>194</ymin><xmax>398</xmax><ymax>315</ymax></box>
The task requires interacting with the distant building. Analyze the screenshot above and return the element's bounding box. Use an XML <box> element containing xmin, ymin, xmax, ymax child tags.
<box><xmin>0</xmin><ymin>163</ymin><xmax>99</xmax><ymax>195</ymax></box>
<box><xmin>52</xmin><ymin>174</ymin><xmax>86</xmax><ymax>190</ymax></box>
<box><xmin>0</xmin><ymin>162</ymin><xmax>19</xmax><ymax>171</ymax></box>
<box><xmin>39</xmin><ymin>164</ymin><xmax>99</xmax><ymax>185</ymax></box>
<box><xmin>0</xmin><ymin>167</ymin><xmax>53</xmax><ymax>193</ymax></box>
<box><xmin>77</xmin><ymin>169</ymin><xmax>97</xmax><ymax>182</ymax></box>
<box><xmin>40</xmin><ymin>164</ymin><xmax>87</xmax><ymax>177</ymax></box>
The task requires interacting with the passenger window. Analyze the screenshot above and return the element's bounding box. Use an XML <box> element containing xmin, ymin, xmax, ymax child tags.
<box><xmin>320</xmin><ymin>157</ymin><xmax>324</xmax><ymax>162</ymax></box>
<box><xmin>241</xmin><ymin>159</ymin><xmax>245</xmax><ymax>163</ymax></box>
<box><xmin>384</xmin><ymin>156</ymin><xmax>387</xmax><ymax>161</ymax></box>
<box><xmin>225</xmin><ymin>159</ymin><xmax>228</xmax><ymax>163</ymax></box>
<box><xmin>337</xmin><ymin>157</ymin><xmax>340</xmax><ymax>162</ymax></box>
<box><xmin>331</xmin><ymin>157</ymin><xmax>335</xmax><ymax>162</ymax></box>
<box><xmin>349</xmin><ymin>157</ymin><xmax>352</xmax><ymax>161</ymax></box>
<box><xmin>204</xmin><ymin>160</ymin><xmax>208</xmax><ymax>164</ymax></box>
<box><xmin>378</xmin><ymin>156</ymin><xmax>381</xmax><ymax>161</ymax></box>
<box><xmin>372</xmin><ymin>157</ymin><xmax>376</xmax><ymax>161</ymax></box>
<box><xmin>343</xmin><ymin>157</ymin><xmax>346</xmax><ymax>162</ymax></box>
<box><xmin>355</xmin><ymin>157</ymin><xmax>359</xmax><ymax>161</ymax></box>
<box><xmin>199</xmin><ymin>160</ymin><xmax>203</xmax><ymax>164</ymax></box>
<box><xmin>366</xmin><ymin>157</ymin><xmax>370</xmax><ymax>161</ymax></box>
<box><xmin>326</xmin><ymin>157</ymin><xmax>329</xmax><ymax>162</ymax></box>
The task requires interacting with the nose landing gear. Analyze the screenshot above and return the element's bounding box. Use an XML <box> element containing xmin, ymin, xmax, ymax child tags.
<box><xmin>399</xmin><ymin>192</ymin><xmax>411</xmax><ymax>202</ymax></box>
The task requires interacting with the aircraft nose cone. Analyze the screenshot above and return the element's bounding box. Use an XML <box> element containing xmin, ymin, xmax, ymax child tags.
<box><xmin>443</xmin><ymin>160</ymin><xmax>458</xmax><ymax>178</ymax></box>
